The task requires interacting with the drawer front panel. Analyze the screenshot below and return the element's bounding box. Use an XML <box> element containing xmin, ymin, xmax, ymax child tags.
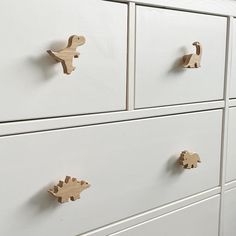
<box><xmin>223</xmin><ymin>188</ymin><xmax>236</xmax><ymax>236</ymax></box>
<box><xmin>230</xmin><ymin>18</ymin><xmax>236</xmax><ymax>98</ymax></box>
<box><xmin>135</xmin><ymin>6</ymin><xmax>226</xmax><ymax>109</ymax></box>
<box><xmin>0</xmin><ymin>0</ymin><xmax>127</xmax><ymax>121</ymax></box>
<box><xmin>111</xmin><ymin>196</ymin><xmax>220</xmax><ymax>236</ymax></box>
<box><xmin>224</xmin><ymin>188</ymin><xmax>236</xmax><ymax>236</ymax></box>
<box><xmin>0</xmin><ymin>110</ymin><xmax>222</xmax><ymax>236</ymax></box>
<box><xmin>226</xmin><ymin>107</ymin><xmax>236</xmax><ymax>182</ymax></box>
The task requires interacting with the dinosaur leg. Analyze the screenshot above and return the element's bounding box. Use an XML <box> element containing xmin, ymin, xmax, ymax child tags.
<box><xmin>70</xmin><ymin>194</ymin><xmax>81</xmax><ymax>201</ymax></box>
<box><xmin>74</xmin><ymin>52</ymin><xmax>80</xmax><ymax>58</ymax></box>
<box><xmin>58</xmin><ymin>196</ymin><xmax>70</xmax><ymax>203</ymax></box>
<box><xmin>63</xmin><ymin>61</ymin><xmax>75</xmax><ymax>75</ymax></box>
<box><xmin>194</xmin><ymin>62</ymin><xmax>200</xmax><ymax>68</ymax></box>
<box><xmin>186</xmin><ymin>164</ymin><xmax>191</xmax><ymax>169</ymax></box>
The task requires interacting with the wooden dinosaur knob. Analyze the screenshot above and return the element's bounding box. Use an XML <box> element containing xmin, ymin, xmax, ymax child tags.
<box><xmin>182</xmin><ymin>41</ymin><xmax>202</xmax><ymax>68</ymax></box>
<box><xmin>178</xmin><ymin>150</ymin><xmax>201</xmax><ymax>169</ymax></box>
<box><xmin>47</xmin><ymin>35</ymin><xmax>86</xmax><ymax>75</ymax></box>
<box><xmin>48</xmin><ymin>176</ymin><xmax>90</xmax><ymax>203</ymax></box>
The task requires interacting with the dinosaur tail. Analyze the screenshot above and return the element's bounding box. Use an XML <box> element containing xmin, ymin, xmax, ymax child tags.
<box><xmin>47</xmin><ymin>50</ymin><xmax>61</xmax><ymax>61</ymax></box>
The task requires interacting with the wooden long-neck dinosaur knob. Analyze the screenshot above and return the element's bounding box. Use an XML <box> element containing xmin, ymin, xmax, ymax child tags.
<box><xmin>47</xmin><ymin>35</ymin><xmax>86</xmax><ymax>75</ymax></box>
<box><xmin>183</xmin><ymin>41</ymin><xmax>202</xmax><ymax>68</ymax></box>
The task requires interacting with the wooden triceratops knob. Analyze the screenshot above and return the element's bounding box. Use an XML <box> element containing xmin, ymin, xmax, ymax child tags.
<box><xmin>182</xmin><ymin>41</ymin><xmax>202</xmax><ymax>68</ymax></box>
<box><xmin>178</xmin><ymin>150</ymin><xmax>201</xmax><ymax>169</ymax></box>
<box><xmin>47</xmin><ymin>35</ymin><xmax>86</xmax><ymax>75</ymax></box>
<box><xmin>48</xmin><ymin>176</ymin><xmax>90</xmax><ymax>203</ymax></box>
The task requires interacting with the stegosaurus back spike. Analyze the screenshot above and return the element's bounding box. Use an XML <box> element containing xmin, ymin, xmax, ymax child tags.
<box><xmin>48</xmin><ymin>176</ymin><xmax>90</xmax><ymax>203</ymax></box>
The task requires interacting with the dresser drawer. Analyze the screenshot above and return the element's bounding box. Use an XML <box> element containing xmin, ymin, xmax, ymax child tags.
<box><xmin>224</xmin><ymin>188</ymin><xmax>236</xmax><ymax>236</ymax></box>
<box><xmin>135</xmin><ymin>6</ymin><xmax>226</xmax><ymax>109</ymax></box>
<box><xmin>110</xmin><ymin>196</ymin><xmax>220</xmax><ymax>236</ymax></box>
<box><xmin>0</xmin><ymin>0</ymin><xmax>127</xmax><ymax>121</ymax></box>
<box><xmin>226</xmin><ymin>107</ymin><xmax>236</xmax><ymax>182</ymax></box>
<box><xmin>0</xmin><ymin>110</ymin><xmax>222</xmax><ymax>236</ymax></box>
<box><xmin>230</xmin><ymin>18</ymin><xmax>236</xmax><ymax>98</ymax></box>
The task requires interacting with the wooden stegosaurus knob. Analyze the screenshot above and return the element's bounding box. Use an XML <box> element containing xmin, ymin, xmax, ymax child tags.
<box><xmin>48</xmin><ymin>176</ymin><xmax>90</xmax><ymax>203</ymax></box>
<box><xmin>178</xmin><ymin>150</ymin><xmax>201</xmax><ymax>169</ymax></box>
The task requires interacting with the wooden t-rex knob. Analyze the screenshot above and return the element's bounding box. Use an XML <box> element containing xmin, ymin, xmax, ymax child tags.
<box><xmin>48</xmin><ymin>176</ymin><xmax>90</xmax><ymax>203</ymax></box>
<box><xmin>182</xmin><ymin>41</ymin><xmax>202</xmax><ymax>68</ymax></box>
<box><xmin>47</xmin><ymin>35</ymin><xmax>86</xmax><ymax>75</ymax></box>
<box><xmin>178</xmin><ymin>150</ymin><xmax>201</xmax><ymax>169</ymax></box>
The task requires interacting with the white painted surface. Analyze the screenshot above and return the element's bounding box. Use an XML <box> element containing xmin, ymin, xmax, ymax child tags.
<box><xmin>110</xmin><ymin>196</ymin><xmax>220</xmax><ymax>236</ymax></box>
<box><xmin>127</xmin><ymin>2</ymin><xmax>136</xmax><ymax>110</ymax></box>
<box><xmin>226</xmin><ymin>108</ymin><xmax>236</xmax><ymax>182</ymax></box>
<box><xmin>0</xmin><ymin>0</ymin><xmax>127</xmax><ymax>121</ymax></box>
<box><xmin>229</xmin><ymin>98</ymin><xmax>236</xmax><ymax>107</ymax></box>
<box><xmin>135</xmin><ymin>6</ymin><xmax>226</xmax><ymax>108</ymax></box>
<box><xmin>83</xmin><ymin>188</ymin><xmax>220</xmax><ymax>236</ymax></box>
<box><xmin>230</xmin><ymin>18</ymin><xmax>236</xmax><ymax>98</ymax></box>
<box><xmin>225</xmin><ymin>180</ymin><xmax>236</xmax><ymax>191</ymax></box>
<box><xmin>0</xmin><ymin>101</ymin><xmax>224</xmax><ymax>137</ymax></box>
<box><xmin>108</xmin><ymin>0</ymin><xmax>236</xmax><ymax>16</ymax></box>
<box><xmin>0</xmin><ymin>110</ymin><xmax>222</xmax><ymax>236</ymax></box>
<box><xmin>224</xmin><ymin>188</ymin><xmax>236</xmax><ymax>236</ymax></box>
<box><xmin>218</xmin><ymin>15</ymin><xmax>232</xmax><ymax>236</ymax></box>
<box><xmin>0</xmin><ymin>1</ymin><xmax>234</xmax><ymax>235</ymax></box>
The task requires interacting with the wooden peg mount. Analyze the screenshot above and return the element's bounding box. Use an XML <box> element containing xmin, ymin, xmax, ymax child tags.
<box><xmin>182</xmin><ymin>41</ymin><xmax>202</xmax><ymax>68</ymax></box>
<box><xmin>47</xmin><ymin>35</ymin><xmax>85</xmax><ymax>75</ymax></box>
<box><xmin>178</xmin><ymin>150</ymin><xmax>201</xmax><ymax>169</ymax></box>
<box><xmin>48</xmin><ymin>176</ymin><xmax>90</xmax><ymax>203</ymax></box>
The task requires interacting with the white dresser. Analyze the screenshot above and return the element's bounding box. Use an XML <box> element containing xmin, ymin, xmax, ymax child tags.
<box><xmin>1</xmin><ymin>0</ymin><xmax>236</xmax><ymax>235</ymax></box>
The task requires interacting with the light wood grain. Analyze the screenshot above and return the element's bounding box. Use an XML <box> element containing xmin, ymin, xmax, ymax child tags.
<box><xmin>183</xmin><ymin>42</ymin><xmax>202</xmax><ymax>68</ymax></box>
<box><xmin>48</xmin><ymin>176</ymin><xmax>90</xmax><ymax>203</ymax></box>
<box><xmin>47</xmin><ymin>35</ymin><xmax>85</xmax><ymax>74</ymax></box>
<box><xmin>179</xmin><ymin>150</ymin><xmax>201</xmax><ymax>169</ymax></box>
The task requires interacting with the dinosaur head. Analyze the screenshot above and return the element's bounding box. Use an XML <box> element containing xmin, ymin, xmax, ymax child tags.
<box><xmin>179</xmin><ymin>150</ymin><xmax>189</xmax><ymax>165</ymax></box>
<box><xmin>192</xmin><ymin>41</ymin><xmax>200</xmax><ymax>46</ymax></box>
<box><xmin>69</xmin><ymin>35</ymin><xmax>86</xmax><ymax>47</ymax></box>
<box><xmin>80</xmin><ymin>180</ymin><xmax>91</xmax><ymax>190</ymax></box>
<box><xmin>192</xmin><ymin>42</ymin><xmax>202</xmax><ymax>56</ymax></box>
